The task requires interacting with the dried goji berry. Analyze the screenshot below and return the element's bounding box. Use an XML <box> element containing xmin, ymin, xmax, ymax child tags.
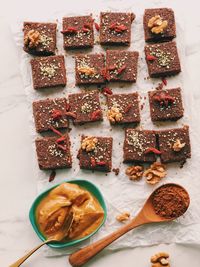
<box><xmin>57</xmin><ymin>144</ymin><xmax>67</xmax><ymax>151</ymax></box>
<box><xmin>124</xmin><ymin>104</ymin><xmax>132</xmax><ymax>113</ymax></box>
<box><xmin>66</xmin><ymin>103</ymin><xmax>70</xmax><ymax>112</ymax></box>
<box><xmin>144</xmin><ymin>147</ymin><xmax>162</xmax><ymax>155</ymax></box>
<box><xmin>114</xmin><ymin>25</ymin><xmax>127</xmax><ymax>32</ymax></box>
<box><xmin>107</xmin><ymin>65</ymin><xmax>116</xmax><ymax>71</ymax></box>
<box><xmin>56</xmin><ymin>136</ymin><xmax>66</xmax><ymax>144</ymax></box>
<box><xmin>102</xmin><ymin>87</ymin><xmax>113</xmax><ymax>95</ymax></box>
<box><xmin>94</xmin><ymin>22</ymin><xmax>100</xmax><ymax>31</ymax></box>
<box><xmin>162</xmin><ymin>78</ymin><xmax>167</xmax><ymax>86</ymax></box>
<box><xmin>96</xmin><ymin>161</ymin><xmax>106</xmax><ymax>166</ymax></box>
<box><xmin>90</xmin><ymin>157</ymin><xmax>96</xmax><ymax>167</ymax></box>
<box><xmin>49</xmin><ymin>170</ymin><xmax>56</xmax><ymax>182</ymax></box>
<box><xmin>51</xmin><ymin>109</ymin><xmax>63</xmax><ymax>120</ymax></box>
<box><xmin>61</xmin><ymin>27</ymin><xmax>78</xmax><ymax>34</ymax></box>
<box><xmin>146</xmin><ymin>55</ymin><xmax>157</xmax><ymax>61</ymax></box>
<box><xmin>117</xmin><ymin>65</ymin><xmax>126</xmax><ymax>75</ymax></box>
<box><xmin>90</xmin><ymin>110</ymin><xmax>102</xmax><ymax>121</ymax></box>
<box><xmin>65</xmin><ymin>112</ymin><xmax>77</xmax><ymax>119</ymax></box>
<box><xmin>49</xmin><ymin>126</ymin><xmax>63</xmax><ymax>137</ymax></box>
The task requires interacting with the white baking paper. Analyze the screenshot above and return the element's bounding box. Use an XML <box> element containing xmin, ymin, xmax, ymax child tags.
<box><xmin>11</xmin><ymin>0</ymin><xmax>200</xmax><ymax>257</ymax></box>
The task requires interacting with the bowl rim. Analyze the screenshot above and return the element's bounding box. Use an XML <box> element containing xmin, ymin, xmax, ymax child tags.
<box><xmin>29</xmin><ymin>179</ymin><xmax>107</xmax><ymax>249</ymax></box>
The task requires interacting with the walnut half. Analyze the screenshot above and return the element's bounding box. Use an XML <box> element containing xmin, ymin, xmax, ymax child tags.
<box><xmin>125</xmin><ymin>165</ymin><xmax>144</xmax><ymax>181</ymax></box>
<box><xmin>148</xmin><ymin>15</ymin><xmax>168</xmax><ymax>34</ymax></box>
<box><xmin>116</xmin><ymin>212</ymin><xmax>130</xmax><ymax>222</ymax></box>
<box><xmin>151</xmin><ymin>252</ymin><xmax>170</xmax><ymax>267</ymax></box>
<box><xmin>144</xmin><ymin>162</ymin><xmax>166</xmax><ymax>185</ymax></box>
<box><xmin>107</xmin><ymin>106</ymin><xmax>123</xmax><ymax>123</ymax></box>
<box><xmin>24</xmin><ymin>30</ymin><xmax>41</xmax><ymax>48</ymax></box>
<box><xmin>81</xmin><ymin>137</ymin><xmax>98</xmax><ymax>152</ymax></box>
<box><xmin>172</xmin><ymin>139</ymin><xmax>186</xmax><ymax>152</ymax></box>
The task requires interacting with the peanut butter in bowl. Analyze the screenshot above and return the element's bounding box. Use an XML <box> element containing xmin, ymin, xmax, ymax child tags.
<box><xmin>35</xmin><ymin>182</ymin><xmax>105</xmax><ymax>244</ymax></box>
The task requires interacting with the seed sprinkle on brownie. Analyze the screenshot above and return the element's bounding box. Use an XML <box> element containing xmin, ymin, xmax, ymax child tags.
<box><xmin>75</xmin><ymin>53</ymin><xmax>106</xmax><ymax>84</ymax></box>
<box><xmin>100</xmin><ymin>12</ymin><xmax>135</xmax><ymax>46</ymax></box>
<box><xmin>106</xmin><ymin>50</ymin><xmax>139</xmax><ymax>82</ymax></box>
<box><xmin>145</xmin><ymin>41</ymin><xmax>181</xmax><ymax>78</ymax></box>
<box><xmin>31</xmin><ymin>55</ymin><xmax>66</xmax><ymax>89</ymax></box>
<box><xmin>62</xmin><ymin>15</ymin><xmax>94</xmax><ymax>49</ymax></box>
<box><xmin>78</xmin><ymin>135</ymin><xmax>113</xmax><ymax>172</ymax></box>
<box><xmin>35</xmin><ymin>135</ymin><xmax>72</xmax><ymax>170</ymax></box>
<box><xmin>68</xmin><ymin>91</ymin><xmax>103</xmax><ymax>124</ymax></box>
<box><xmin>123</xmin><ymin>129</ymin><xmax>158</xmax><ymax>163</ymax></box>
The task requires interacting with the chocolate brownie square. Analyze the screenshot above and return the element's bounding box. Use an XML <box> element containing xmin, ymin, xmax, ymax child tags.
<box><xmin>62</xmin><ymin>15</ymin><xmax>94</xmax><ymax>49</ymax></box>
<box><xmin>75</xmin><ymin>53</ymin><xmax>106</xmax><ymax>85</ymax></box>
<box><xmin>123</xmin><ymin>129</ymin><xmax>157</xmax><ymax>163</ymax></box>
<box><xmin>157</xmin><ymin>126</ymin><xmax>191</xmax><ymax>163</ymax></box>
<box><xmin>143</xmin><ymin>8</ymin><xmax>176</xmax><ymax>42</ymax></box>
<box><xmin>32</xmin><ymin>98</ymin><xmax>69</xmax><ymax>133</ymax></box>
<box><xmin>78</xmin><ymin>135</ymin><xmax>113</xmax><ymax>172</ymax></box>
<box><xmin>107</xmin><ymin>93</ymin><xmax>140</xmax><ymax>124</ymax></box>
<box><xmin>31</xmin><ymin>55</ymin><xmax>66</xmax><ymax>90</ymax></box>
<box><xmin>99</xmin><ymin>12</ymin><xmax>135</xmax><ymax>46</ymax></box>
<box><xmin>145</xmin><ymin>41</ymin><xmax>181</xmax><ymax>78</ymax></box>
<box><xmin>68</xmin><ymin>91</ymin><xmax>103</xmax><ymax>125</ymax></box>
<box><xmin>35</xmin><ymin>135</ymin><xmax>72</xmax><ymax>170</ymax></box>
<box><xmin>23</xmin><ymin>22</ymin><xmax>57</xmax><ymax>56</ymax></box>
<box><xmin>106</xmin><ymin>50</ymin><xmax>139</xmax><ymax>82</ymax></box>
<box><xmin>148</xmin><ymin>88</ymin><xmax>184</xmax><ymax>122</ymax></box>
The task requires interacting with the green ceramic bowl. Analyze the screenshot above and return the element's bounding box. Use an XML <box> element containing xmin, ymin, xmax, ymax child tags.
<box><xmin>29</xmin><ymin>179</ymin><xmax>107</xmax><ymax>249</ymax></box>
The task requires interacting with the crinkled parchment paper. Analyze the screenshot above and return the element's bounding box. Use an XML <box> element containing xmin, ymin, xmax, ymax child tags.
<box><xmin>11</xmin><ymin>0</ymin><xmax>200</xmax><ymax>257</ymax></box>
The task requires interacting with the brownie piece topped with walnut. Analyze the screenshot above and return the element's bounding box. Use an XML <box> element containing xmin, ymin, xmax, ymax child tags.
<box><xmin>123</xmin><ymin>129</ymin><xmax>158</xmax><ymax>163</ymax></box>
<box><xmin>32</xmin><ymin>98</ymin><xmax>69</xmax><ymax>133</ymax></box>
<box><xmin>23</xmin><ymin>22</ymin><xmax>57</xmax><ymax>56</ymax></box>
<box><xmin>143</xmin><ymin>8</ymin><xmax>176</xmax><ymax>42</ymax></box>
<box><xmin>75</xmin><ymin>53</ymin><xmax>106</xmax><ymax>85</ymax></box>
<box><xmin>148</xmin><ymin>88</ymin><xmax>184</xmax><ymax>122</ymax></box>
<box><xmin>62</xmin><ymin>15</ymin><xmax>94</xmax><ymax>49</ymax></box>
<box><xmin>31</xmin><ymin>55</ymin><xmax>66</xmax><ymax>90</ymax></box>
<box><xmin>68</xmin><ymin>91</ymin><xmax>103</xmax><ymax>125</ymax></box>
<box><xmin>106</xmin><ymin>50</ymin><xmax>139</xmax><ymax>82</ymax></box>
<box><xmin>107</xmin><ymin>93</ymin><xmax>140</xmax><ymax>125</ymax></box>
<box><xmin>157</xmin><ymin>126</ymin><xmax>191</xmax><ymax>163</ymax></box>
<box><xmin>145</xmin><ymin>41</ymin><xmax>181</xmax><ymax>78</ymax></box>
<box><xmin>35</xmin><ymin>135</ymin><xmax>72</xmax><ymax>170</ymax></box>
<box><xmin>78</xmin><ymin>135</ymin><xmax>113</xmax><ymax>172</ymax></box>
<box><xmin>100</xmin><ymin>12</ymin><xmax>135</xmax><ymax>46</ymax></box>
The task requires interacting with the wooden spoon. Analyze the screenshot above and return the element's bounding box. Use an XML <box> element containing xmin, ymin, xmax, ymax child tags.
<box><xmin>69</xmin><ymin>183</ymin><xmax>190</xmax><ymax>267</ymax></box>
<box><xmin>9</xmin><ymin>211</ymin><xmax>74</xmax><ymax>267</ymax></box>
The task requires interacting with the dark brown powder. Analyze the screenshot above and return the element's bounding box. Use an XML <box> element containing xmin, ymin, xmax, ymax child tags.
<box><xmin>152</xmin><ymin>184</ymin><xmax>190</xmax><ymax>219</ymax></box>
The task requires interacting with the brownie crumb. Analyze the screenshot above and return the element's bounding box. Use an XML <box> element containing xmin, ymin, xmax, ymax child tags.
<box><xmin>112</xmin><ymin>168</ymin><xmax>120</xmax><ymax>176</ymax></box>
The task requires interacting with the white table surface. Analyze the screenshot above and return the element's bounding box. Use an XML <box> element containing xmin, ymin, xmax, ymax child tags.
<box><xmin>1</xmin><ymin>0</ymin><xmax>200</xmax><ymax>266</ymax></box>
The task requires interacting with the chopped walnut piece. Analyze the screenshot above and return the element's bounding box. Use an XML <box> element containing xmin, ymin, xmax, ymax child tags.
<box><xmin>24</xmin><ymin>30</ymin><xmax>41</xmax><ymax>48</ymax></box>
<box><xmin>172</xmin><ymin>139</ymin><xmax>186</xmax><ymax>152</ymax></box>
<box><xmin>144</xmin><ymin>162</ymin><xmax>166</xmax><ymax>185</ymax></box>
<box><xmin>116</xmin><ymin>212</ymin><xmax>130</xmax><ymax>222</ymax></box>
<box><xmin>107</xmin><ymin>106</ymin><xmax>123</xmax><ymax>123</ymax></box>
<box><xmin>78</xmin><ymin>66</ymin><xmax>96</xmax><ymax>76</ymax></box>
<box><xmin>126</xmin><ymin>165</ymin><xmax>144</xmax><ymax>181</ymax></box>
<box><xmin>81</xmin><ymin>137</ymin><xmax>98</xmax><ymax>152</ymax></box>
<box><xmin>148</xmin><ymin>15</ymin><xmax>168</xmax><ymax>34</ymax></box>
<box><xmin>151</xmin><ymin>252</ymin><xmax>170</xmax><ymax>267</ymax></box>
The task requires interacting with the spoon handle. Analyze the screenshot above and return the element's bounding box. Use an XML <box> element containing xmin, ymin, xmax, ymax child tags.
<box><xmin>9</xmin><ymin>239</ymin><xmax>52</xmax><ymax>267</ymax></box>
<box><xmin>69</xmin><ymin>218</ymin><xmax>142</xmax><ymax>267</ymax></box>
